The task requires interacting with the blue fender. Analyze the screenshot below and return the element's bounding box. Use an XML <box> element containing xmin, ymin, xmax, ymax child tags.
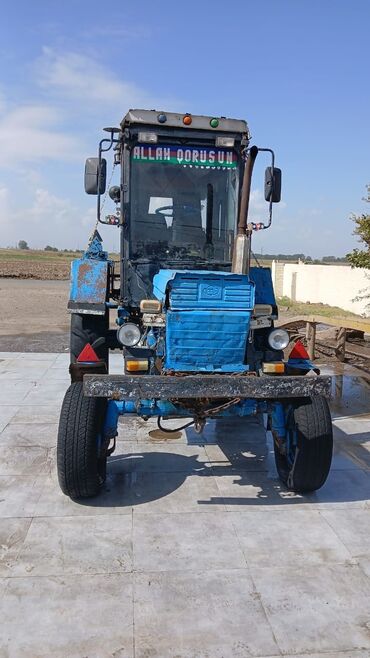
<box><xmin>67</xmin><ymin>231</ymin><xmax>110</xmax><ymax>315</ymax></box>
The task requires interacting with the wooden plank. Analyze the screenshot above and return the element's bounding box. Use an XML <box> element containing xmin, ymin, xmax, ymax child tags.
<box><xmin>316</xmin><ymin>337</ymin><xmax>370</xmax><ymax>360</ymax></box>
<box><xmin>277</xmin><ymin>314</ymin><xmax>370</xmax><ymax>333</ymax></box>
<box><xmin>306</xmin><ymin>322</ymin><xmax>317</xmax><ymax>361</ymax></box>
<box><xmin>335</xmin><ymin>327</ymin><xmax>347</xmax><ymax>362</ymax></box>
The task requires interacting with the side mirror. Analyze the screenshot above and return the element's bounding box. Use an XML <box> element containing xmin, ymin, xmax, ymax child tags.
<box><xmin>84</xmin><ymin>157</ymin><xmax>107</xmax><ymax>195</ymax></box>
<box><xmin>264</xmin><ymin>167</ymin><xmax>282</xmax><ymax>203</ymax></box>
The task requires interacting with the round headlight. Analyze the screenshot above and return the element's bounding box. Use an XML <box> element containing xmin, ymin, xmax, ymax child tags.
<box><xmin>117</xmin><ymin>322</ymin><xmax>141</xmax><ymax>347</ymax></box>
<box><xmin>268</xmin><ymin>328</ymin><xmax>289</xmax><ymax>351</ymax></box>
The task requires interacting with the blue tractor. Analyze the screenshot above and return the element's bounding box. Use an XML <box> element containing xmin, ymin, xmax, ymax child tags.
<box><xmin>57</xmin><ymin>109</ymin><xmax>333</xmax><ymax>499</ymax></box>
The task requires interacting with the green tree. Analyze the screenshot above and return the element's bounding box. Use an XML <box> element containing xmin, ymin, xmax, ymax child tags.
<box><xmin>18</xmin><ymin>240</ymin><xmax>29</xmax><ymax>250</ymax></box>
<box><xmin>347</xmin><ymin>184</ymin><xmax>370</xmax><ymax>269</ymax></box>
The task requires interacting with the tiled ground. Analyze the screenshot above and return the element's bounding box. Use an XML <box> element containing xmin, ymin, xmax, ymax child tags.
<box><xmin>0</xmin><ymin>352</ymin><xmax>369</xmax><ymax>657</ymax></box>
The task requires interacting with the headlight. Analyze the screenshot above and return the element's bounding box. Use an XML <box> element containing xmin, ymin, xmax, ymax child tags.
<box><xmin>117</xmin><ymin>322</ymin><xmax>141</xmax><ymax>347</ymax></box>
<box><xmin>268</xmin><ymin>328</ymin><xmax>289</xmax><ymax>350</ymax></box>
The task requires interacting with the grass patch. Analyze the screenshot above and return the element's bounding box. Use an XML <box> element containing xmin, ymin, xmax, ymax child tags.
<box><xmin>277</xmin><ymin>296</ymin><xmax>358</xmax><ymax>318</ymax></box>
<box><xmin>0</xmin><ymin>248</ymin><xmax>120</xmax><ymax>262</ymax></box>
<box><xmin>0</xmin><ymin>249</ymin><xmax>81</xmax><ymax>262</ymax></box>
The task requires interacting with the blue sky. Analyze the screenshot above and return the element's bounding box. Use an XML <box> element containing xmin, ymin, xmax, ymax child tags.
<box><xmin>0</xmin><ymin>0</ymin><xmax>369</xmax><ymax>256</ymax></box>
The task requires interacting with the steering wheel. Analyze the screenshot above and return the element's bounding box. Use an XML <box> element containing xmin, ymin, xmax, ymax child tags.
<box><xmin>155</xmin><ymin>203</ymin><xmax>199</xmax><ymax>217</ymax></box>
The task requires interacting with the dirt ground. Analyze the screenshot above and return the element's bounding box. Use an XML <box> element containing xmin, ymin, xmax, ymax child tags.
<box><xmin>0</xmin><ymin>279</ymin><xmax>70</xmax><ymax>352</ymax></box>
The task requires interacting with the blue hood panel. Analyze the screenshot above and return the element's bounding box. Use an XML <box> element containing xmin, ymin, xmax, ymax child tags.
<box><xmin>157</xmin><ymin>270</ymin><xmax>255</xmax><ymax>373</ymax></box>
<box><xmin>153</xmin><ymin>269</ymin><xmax>255</xmax><ymax>308</ymax></box>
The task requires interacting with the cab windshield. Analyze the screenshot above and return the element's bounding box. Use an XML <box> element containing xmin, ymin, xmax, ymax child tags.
<box><xmin>129</xmin><ymin>143</ymin><xmax>240</xmax><ymax>265</ymax></box>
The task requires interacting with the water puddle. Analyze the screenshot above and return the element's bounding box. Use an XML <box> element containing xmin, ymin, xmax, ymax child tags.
<box><xmin>318</xmin><ymin>364</ymin><xmax>370</xmax><ymax>416</ymax></box>
<box><xmin>149</xmin><ymin>429</ymin><xmax>183</xmax><ymax>441</ymax></box>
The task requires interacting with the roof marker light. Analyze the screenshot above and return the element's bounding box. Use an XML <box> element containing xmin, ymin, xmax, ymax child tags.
<box><xmin>157</xmin><ymin>113</ymin><xmax>167</xmax><ymax>123</ymax></box>
<box><xmin>138</xmin><ymin>132</ymin><xmax>158</xmax><ymax>143</ymax></box>
<box><xmin>183</xmin><ymin>114</ymin><xmax>192</xmax><ymax>126</ymax></box>
<box><xmin>210</xmin><ymin>118</ymin><xmax>219</xmax><ymax>128</ymax></box>
<box><xmin>216</xmin><ymin>136</ymin><xmax>235</xmax><ymax>147</ymax></box>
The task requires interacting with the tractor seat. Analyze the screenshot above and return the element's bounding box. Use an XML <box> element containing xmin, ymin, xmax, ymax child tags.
<box><xmin>134</xmin><ymin>213</ymin><xmax>168</xmax><ymax>243</ymax></box>
<box><xmin>171</xmin><ymin>211</ymin><xmax>204</xmax><ymax>245</ymax></box>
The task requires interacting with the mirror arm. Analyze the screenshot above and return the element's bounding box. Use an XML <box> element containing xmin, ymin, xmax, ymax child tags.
<box><xmin>253</xmin><ymin>147</ymin><xmax>275</xmax><ymax>232</ymax></box>
<box><xmin>97</xmin><ymin>135</ymin><xmax>120</xmax><ymax>224</ymax></box>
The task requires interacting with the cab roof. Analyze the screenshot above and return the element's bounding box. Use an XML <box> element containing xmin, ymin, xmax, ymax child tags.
<box><xmin>121</xmin><ymin>109</ymin><xmax>249</xmax><ymax>136</ymax></box>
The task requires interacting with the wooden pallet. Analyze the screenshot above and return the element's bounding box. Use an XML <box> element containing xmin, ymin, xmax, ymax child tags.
<box><xmin>276</xmin><ymin>315</ymin><xmax>370</xmax><ymax>361</ymax></box>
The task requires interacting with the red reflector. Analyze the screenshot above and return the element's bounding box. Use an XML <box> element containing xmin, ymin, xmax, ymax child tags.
<box><xmin>289</xmin><ymin>340</ymin><xmax>310</xmax><ymax>360</ymax></box>
<box><xmin>77</xmin><ymin>343</ymin><xmax>99</xmax><ymax>363</ymax></box>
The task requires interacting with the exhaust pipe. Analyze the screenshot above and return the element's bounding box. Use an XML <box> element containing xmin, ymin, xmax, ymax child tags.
<box><xmin>232</xmin><ymin>146</ymin><xmax>258</xmax><ymax>275</ymax></box>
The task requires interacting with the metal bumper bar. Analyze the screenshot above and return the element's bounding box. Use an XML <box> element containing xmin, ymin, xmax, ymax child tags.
<box><xmin>84</xmin><ymin>374</ymin><xmax>331</xmax><ymax>400</ymax></box>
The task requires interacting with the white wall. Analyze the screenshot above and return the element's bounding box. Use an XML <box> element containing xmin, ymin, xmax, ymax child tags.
<box><xmin>271</xmin><ymin>261</ymin><xmax>370</xmax><ymax>316</ymax></box>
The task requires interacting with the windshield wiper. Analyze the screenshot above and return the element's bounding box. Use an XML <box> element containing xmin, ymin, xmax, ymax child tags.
<box><xmin>203</xmin><ymin>183</ymin><xmax>214</xmax><ymax>260</ymax></box>
<box><xmin>164</xmin><ymin>259</ymin><xmax>231</xmax><ymax>267</ymax></box>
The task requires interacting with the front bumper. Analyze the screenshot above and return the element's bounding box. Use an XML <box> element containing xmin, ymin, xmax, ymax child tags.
<box><xmin>84</xmin><ymin>373</ymin><xmax>331</xmax><ymax>400</ymax></box>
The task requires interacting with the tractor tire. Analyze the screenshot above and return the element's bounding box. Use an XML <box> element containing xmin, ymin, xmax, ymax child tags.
<box><xmin>57</xmin><ymin>382</ymin><xmax>108</xmax><ymax>499</ymax></box>
<box><xmin>70</xmin><ymin>312</ymin><xmax>109</xmax><ymax>366</ymax></box>
<box><xmin>273</xmin><ymin>395</ymin><xmax>333</xmax><ymax>493</ymax></box>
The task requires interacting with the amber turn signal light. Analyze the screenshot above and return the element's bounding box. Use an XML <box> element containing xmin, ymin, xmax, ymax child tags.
<box><xmin>125</xmin><ymin>359</ymin><xmax>149</xmax><ymax>372</ymax></box>
<box><xmin>262</xmin><ymin>362</ymin><xmax>285</xmax><ymax>374</ymax></box>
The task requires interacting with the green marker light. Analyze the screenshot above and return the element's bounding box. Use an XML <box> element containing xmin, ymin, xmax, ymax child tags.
<box><xmin>210</xmin><ymin>118</ymin><xmax>219</xmax><ymax>128</ymax></box>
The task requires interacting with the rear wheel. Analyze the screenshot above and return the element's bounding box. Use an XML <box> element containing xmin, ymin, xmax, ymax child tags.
<box><xmin>70</xmin><ymin>313</ymin><xmax>109</xmax><ymax>366</ymax></box>
<box><xmin>273</xmin><ymin>396</ymin><xmax>333</xmax><ymax>493</ymax></box>
<box><xmin>57</xmin><ymin>382</ymin><xmax>108</xmax><ymax>499</ymax></box>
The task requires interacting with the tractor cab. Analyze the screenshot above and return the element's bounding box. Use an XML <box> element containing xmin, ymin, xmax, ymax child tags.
<box><xmin>117</xmin><ymin>110</ymin><xmax>250</xmax><ymax>304</ymax></box>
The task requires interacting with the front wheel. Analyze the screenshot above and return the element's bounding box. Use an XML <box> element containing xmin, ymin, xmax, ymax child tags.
<box><xmin>273</xmin><ymin>396</ymin><xmax>333</xmax><ymax>493</ymax></box>
<box><xmin>57</xmin><ymin>382</ymin><xmax>108</xmax><ymax>499</ymax></box>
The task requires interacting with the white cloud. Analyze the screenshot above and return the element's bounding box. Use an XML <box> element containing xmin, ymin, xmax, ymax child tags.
<box><xmin>0</xmin><ymin>185</ymin><xmax>10</xmax><ymax>221</ymax></box>
<box><xmin>0</xmin><ymin>103</ymin><xmax>83</xmax><ymax>165</ymax></box>
<box><xmin>81</xmin><ymin>206</ymin><xmax>97</xmax><ymax>228</ymax></box>
<box><xmin>0</xmin><ymin>46</ymin><xmax>182</xmax><ymax>169</ymax></box>
<box><xmin>26</xmin><ymin>188</ymin><xmax>74</xmax><ymax>224</ymax></box>
<box><xmin>36</xmin><ymin>48</ymin><xmax>180</xmax><ymax>114</ymax></box>
<box><xmin>249</xmin><ymin>188</ymin><xmax>287</xmax><ymax>224</ymax></box>
<box><xmin>297</xmin><ymin>207</ymin><xmax>323</xmax><ymax>217</ymax></box>
<box><xmin>250</xmin><ymin>189</ymin><xmax>268</xmax><ymax>213</ymax></box>
<box><xmin>0</xmin><ymin>187</ymin><xmax>84</xmax><ymax>248</ymax></box>
<box><xmin>1</xmin><ymin>45</ymin><xmax>180</xmax><ymax>170</ymax></box>
<box><xmin>0</xmin><ymin>90</ymin><xmax>6</xmax><ymax>113</ymax></box>
<box><xmin>0</xmin><ymin>46</ymin><xmax>184</xmax><ymax>248</ymax></box>
<box><xmin>80</xmin><ymin>26</ymin><xmax>151</xmax><ymax>40</ymax></box>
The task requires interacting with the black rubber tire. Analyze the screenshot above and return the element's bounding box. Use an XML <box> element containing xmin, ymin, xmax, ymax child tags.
<box><xmin>273</xmin><ymin>396</ymin><xmax>333</xmax><ymax>493</ymax></box>
<box><xmin>70</xmin><ymin>313</ymin><xmax>109</xmax><ymax>366</ymax></box>
<box><xmin>57</xmin><ymin>382</ymin><xmax>108</xmax><ymax>499</ymax></box>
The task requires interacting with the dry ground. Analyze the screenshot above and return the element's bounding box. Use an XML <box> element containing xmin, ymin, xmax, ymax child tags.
<box><xmin>0</xmin><ymin>279</ymin><xmax>69</xmax><ymax>336</ymax></box>
<box><xmin>0</xmin><ymin>279</ymin><xmax>70</xmax><ymax>351</ymax></box>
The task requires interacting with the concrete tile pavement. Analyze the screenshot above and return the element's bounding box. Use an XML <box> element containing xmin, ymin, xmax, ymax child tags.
<box><xmin>0</xmin><ymin>352</ymin><xmax>369</xmax><ymax>657</ymax></box>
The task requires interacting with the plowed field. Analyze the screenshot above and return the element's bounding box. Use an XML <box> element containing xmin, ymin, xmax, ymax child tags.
<box><xmin>0</xmin><ymin>249</ymin><xmax>78</xmax><ymax>279</ymax></box>
<box><xmin>0</xmin><ymin>259</ymin><xmax>70</xmax><ymax>279</ymax></box>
